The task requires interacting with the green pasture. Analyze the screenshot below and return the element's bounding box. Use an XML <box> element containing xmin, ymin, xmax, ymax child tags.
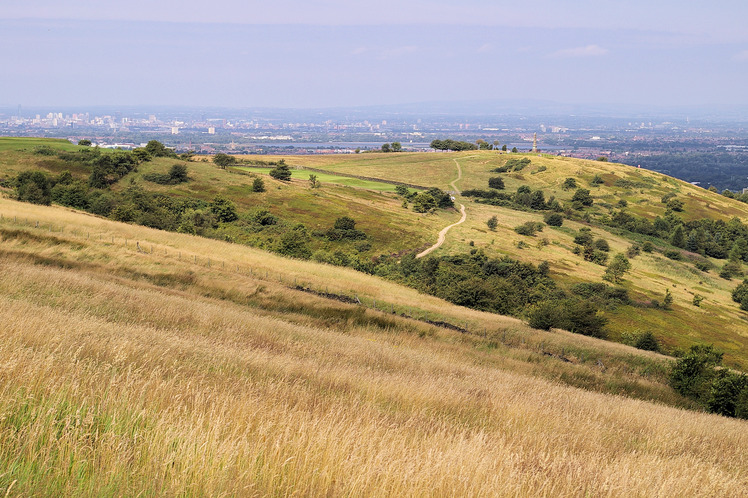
<box><xmin>235</xmin><ymin>167</ymin><xmax>398</xmax><ymax>191</ymax></box>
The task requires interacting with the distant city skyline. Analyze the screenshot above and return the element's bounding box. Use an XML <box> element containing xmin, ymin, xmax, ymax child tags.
<box><xmin>2</xmin><ymin>2</ymin><xmax>748</xmax><ymax>112</ymax></box>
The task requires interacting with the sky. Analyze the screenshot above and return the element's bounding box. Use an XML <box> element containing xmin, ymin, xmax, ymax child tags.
<box><xmin>2</xmin><ymin>1</ymin><xmax>748</xmax><ymax>110</ymax></box>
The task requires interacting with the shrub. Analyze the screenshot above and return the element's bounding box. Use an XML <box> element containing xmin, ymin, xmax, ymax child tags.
<box><xmin>527</xmin><ymin>301</ymin><xmax>563</xmax><ymax>331</ymax></box>
<box><xmin>694</xmin><ymin>260</ymin><xmax>711</xmax><ymax>272</ymax></box>
<box><xmin>249</xmin><ymin>209</ymin><xmax>277</xmax><ymax>226</ymax></box>
<box><xmin>626</xmin><ymin>244</ymin><xmax>641</xmax><ymax>258</ymax></box>
<box><xmin>544</xmin><ymin>213</ymin><xmax>563</xmax><ymax>226</ymax></box>
<box><xmin>593</xmin><ymin>238</ymin><xmax>610</xmax><ymax>252</ymax></box>
<box><xmin>14</xmin><ymin>170</ymin><xmax>52</xmax><ymax>205</ymax></box>
<box><xmin>634</xmin><ymin>332</ymin><xmax>660</xmax><ymax>352</ymax></box>
<box><xmin>573</xmin><ymin>231</ymin><xmax>593</xmax><ymax>246</ymax></box>
<box><xmin>412</xmin><ymin>193</ymin><xmax>437</xmax><ymax>213</ymax></box>
<box><xmin>670</xmin><ymin>344</ymin><xmax>723</xmax><ymax>403</ymax></box>
<box><xmin>664</xmin><ymin>249</ymin><xmax>683</xmax><ymax>260</ymax></box>
<box><xmin>562</xmin><ymin>178</ymin><xmax>577</xmax><ymax>190</ymax></box>
<box><xmin>488</xmin><ymin>177</ymin><xmax>505</xmax><ymax>189</ymax></box>
<box><xmin>326</xmin><ymin>217</ymin><xmax>367</xmax><ymax>241</ymax></box>
<box><xmin>667</xmin><ymin>198</ymin><xmax>684</xmax><ymax>212</ymax></box>
<box><xmin>590</xmin><ymin>174</ymin><xmax>604</xmax><ymax>186</ymax></box>
<box><xmin>732</xmin><ymin>279</ymin><xmax>748</xmax><ymax>310</ymax></box>
<box><xmin>486</xmin><ymin>215</ymin><xmax>498</xmax><ymax>231</ymax></box>
<box><xmin>252</xmin><ymin>177</ymin><xmax>266</xmax><ymax>192</ymax></box>
<box><xmin>571</xmin><ymin>188</ymin><xmax>593</xmax><ymax>206</ymax></box>
<box><xmin>210</xmin><ymin>195</ymin><xmax>238</xmax><ymax>223</ymax></box>
<box><xmin>720</xmin><ymin>262</ymin><xmax>743</xmax><ymax>280</ymax></box>
<box><xmin>514</xmin><ymin>221</ymin><xmax>544</xmax><ymax>236</ymax></box>
<box><xmin>708</xmin><ymin>372</ymin><xmax>748</xmax><ymax>417</ymax></box>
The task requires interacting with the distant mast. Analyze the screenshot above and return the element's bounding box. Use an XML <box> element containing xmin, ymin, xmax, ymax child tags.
<box><xmin>532</xmin><ymin>132</ymin><xmax>537</xmax><ymax>153</ymax></box>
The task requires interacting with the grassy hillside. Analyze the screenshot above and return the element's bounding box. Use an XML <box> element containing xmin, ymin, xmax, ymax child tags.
<box><xmin>1</xmin><ymin>139</ymin><xmax>747</xmax><ymax>370</ymax></box>
<box><xmin>1</xmin><ymin>197</ymin><xmax>746</xmax><ymax>495</ymax></box>
<box><xmin>257</xmin><ymin>152</ymin><xmax>748</xmax><ymax>369</ymax></box>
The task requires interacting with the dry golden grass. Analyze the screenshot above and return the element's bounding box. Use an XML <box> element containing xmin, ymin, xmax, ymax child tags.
<box><xmin>0</xmin><ymin>198</ymin><xmax>747</xmax><ymax>496</ymax></box>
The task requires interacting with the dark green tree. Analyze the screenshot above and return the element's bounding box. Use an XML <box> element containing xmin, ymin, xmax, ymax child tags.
<box><xmin>210</xmin><ymin>195</ymin><xmax>238</xmax><ymax>223</ymax></box>
<box><xmin>78</xmin><ymin>139</ymin><xmax>92</xmax><ymax>146</ymax></box>
<box><xmin>603</xmin><ymin>253</ymin><xmax>631</xmax><ymax>283</ymax></box>
<box><xmin>15</xmin><ymin>171</ymin><xmax>52</xmax><ymax>205</ymax></box>
<box><xmin>269</xmin><ymin>160</ymin><xmax>292</xmax><ymax>181</ymax></box>
<box><xmin>488</xmin><ymin>177</ymin><xmax>505</xmax><ymax>189</ymax></box>
<box><xmin>144</xmin><ymin>140</ymin><xmax>175</xmax><ymax>157</ymax></box>
<box><xmin>571</xmin><ymin>188</ymin><xmax>593</xmax><ymax>206</ymax></box>
<box><xmin>252</xmin><ymin>177</ymin><xmax>266</xmax><ymax>192</ymax></box>
<box><xmin>487</xmin><ymin>215</ymin><xmax>498</xmax><ymax>231</ymax></box>
<box><xmin>168</xmin><ymin>164</ymin><xmax>188</xmax><ymax>183</ymax></box>
<box><xmin>213</xmin><ymin>153</ymin><xmax>236</xmax><ymax>169</ymax></box>
<box><xmin>412</xmin><ymin>193</ymin><xmax>436</xmax><ymax>213</ymax></box>
<box><xmin>670</xmin><ymin>225</ymin><xmax>686</xmax><ymax>248</ymax></box>
<box><xmin>670</xmin><ymin>345</ymin><xmax>723</xmax><ymax>403</ymax></box>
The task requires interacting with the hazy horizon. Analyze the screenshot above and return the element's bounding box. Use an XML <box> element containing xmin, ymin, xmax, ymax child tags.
<box><xmin>3</xmin><ymin>1</ymin><xmax>748</xmax><ymax>114</ymax></box>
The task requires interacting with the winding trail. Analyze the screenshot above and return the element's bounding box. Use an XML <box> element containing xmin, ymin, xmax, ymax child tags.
<box><xmin>416</xmin><ymin>159</ymin><xmax>467</xmax><ymax>258</ymax></box>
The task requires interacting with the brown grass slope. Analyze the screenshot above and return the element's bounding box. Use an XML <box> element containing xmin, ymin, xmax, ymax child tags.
<box><xmin>0</xmin><ymin>198</ymin><xmax>746</xmax><ymax>496</ymax></box>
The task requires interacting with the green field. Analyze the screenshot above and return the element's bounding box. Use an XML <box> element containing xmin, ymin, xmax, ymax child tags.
<box><xmin>235</xmin><ymin>166</ymin><xmax>399</xmax><ymax>191</ymax></box>
<box><xmin>0</xmin><ymin>136</ymin><xmax>81</xmax><ymax>152</ymax></box>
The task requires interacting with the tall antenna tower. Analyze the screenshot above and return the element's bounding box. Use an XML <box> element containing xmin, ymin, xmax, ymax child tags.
<box><xmin>532</xmin><ymin>132</ymin><xmax>537</xmax><ymax>153</ymax></box>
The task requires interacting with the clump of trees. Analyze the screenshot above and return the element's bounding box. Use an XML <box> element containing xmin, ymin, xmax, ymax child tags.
<box><xmin>430</xmin><ymin>139</ymin><xmax>478</xmax><ymax>151</ymax></box>
<box><xmin>381</xmin><ymin>142</ymin><xmax>402</xmax><ymax>152</ymax></box>
<box><xmin>572</xmin><ymin>228</ymin><xmax>609</xmax><ymax>265</ymax></box>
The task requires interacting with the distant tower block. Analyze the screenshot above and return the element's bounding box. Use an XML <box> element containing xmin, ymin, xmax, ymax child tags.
<box><xmin>171</xmin><ymin>127</ymin><xmax>179</xmax><ymax>135</ymax></box>
<box><xmin>532</xmin><ymin>133</ymin><xmax>538</xmax><ymax>153</ymax></box>
<box><xmin>208</xmin><ymin>126</ymin><xmax>216</xmax><ymax>135</ymax></box>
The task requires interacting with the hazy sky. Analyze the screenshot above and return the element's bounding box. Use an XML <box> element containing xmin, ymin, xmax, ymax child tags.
<box><xmin>3</xmin><ymin>1</ymin><xmax>748</xmax><ymax>109</ymax></box>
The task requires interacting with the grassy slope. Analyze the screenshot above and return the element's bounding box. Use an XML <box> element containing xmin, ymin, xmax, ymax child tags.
<box><xmin>262</xmin><ymin>151</ymin><xmax>748</xmax><ymax>369</ymax></box>
<box><xmin>1</xmin><ymin>140</ymin><xmax>747</xmax><ymax>368</ymax></box>
<box><xmin>0</xmin><ymin>197</ymin><xmax>746</xmax><ymax>495</ymax></box>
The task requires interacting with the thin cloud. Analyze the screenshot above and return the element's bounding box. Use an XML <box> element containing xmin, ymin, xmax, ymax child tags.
<box><xmin>733</xmin><ymin>50</ymin><xmax>748</xmax><ymax>61</ymax></box>
<box><xmin>477</xmin><ymin>43</ymin><xmax>493</xmax><ymax>53</ymax></box>
<box><xmin>550</xmin><ymin>44</ymin><xmax>609</xmax><ymax>58</ymax></box>
<box><xmin>378</xmin><ymin>45</ymin><xmax>419</xmax><ymax>59</ymax></box>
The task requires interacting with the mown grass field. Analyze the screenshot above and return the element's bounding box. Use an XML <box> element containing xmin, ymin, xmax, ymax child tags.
<box><xmin>234</xmin><ymin>166</ymin><xmax>398</xmax><ymax>191</ymax></box>
<box><xmin>0</xmin><ymin>197</ymin><xmax>746</xmax><ymax>496</ymax></box>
